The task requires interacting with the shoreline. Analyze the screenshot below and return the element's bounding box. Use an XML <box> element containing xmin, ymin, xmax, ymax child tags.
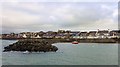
<box><xmin>1</xmin><ymin>38</ymin><xmax>119</xmax><ymax>43</ymax></box>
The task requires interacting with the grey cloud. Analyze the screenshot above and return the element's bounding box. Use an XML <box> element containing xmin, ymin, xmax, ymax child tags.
<box><xmin>2</xmin><ymin>2</ymin><xmax>118</xmax><ymax>33</ymax></box>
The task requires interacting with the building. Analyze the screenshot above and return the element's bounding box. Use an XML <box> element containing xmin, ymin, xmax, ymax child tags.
<box><xmin>0</xmin><ymin>34</ymin><xmax>2</xmax><ymax>38</ymax></box>
<box><xmin>79</xmin><ymin>32</ymin><xmax>88</xmax><ymax>39</ymax></box>
<box><xmin>22</xmin><ymin>34</ymin><xmax>27</xmax><ymax>38</ymax></box>
<box><xmin>1</xmin><ymin>29</ymin><xmax>120</xmax><ymax>39</ymax></box>
<box><xmin>96</xmin><ymin>30</ymin><xmax>109</xmax><ymax>38</ymax></box>
<box><xmin>109</xmin><ymin>30</ymin><xmax>120</xmax><ymax>38</ymax></box>
<box><xmin>55</xmin><ymin>34</ymin><xmax>66</xmax><ymax>39</ymax></box>
<box><xmin>87</xmin><ymin>31</ymin><xmax>97</xmax><ymax>39</ymax></box>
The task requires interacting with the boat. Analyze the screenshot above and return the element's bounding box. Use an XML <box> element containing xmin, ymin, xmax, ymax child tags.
<box><xmin>72</xmin><ymin>41</ymin><xmax>79</xmax><ymax>44</ymax></box>
<box><xmin>23</xmin><ymin>51</ymin><xmax>30</xmax><ymax>54</ymax></box>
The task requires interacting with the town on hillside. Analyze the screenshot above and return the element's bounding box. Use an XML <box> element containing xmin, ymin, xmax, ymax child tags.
<box><xmin>1</xmin><ymin>29</ymin><xmax>120</xmax><ymax>39</ymax></box>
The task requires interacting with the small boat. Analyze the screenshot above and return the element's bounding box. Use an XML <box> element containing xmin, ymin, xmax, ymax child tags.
<box><xmin>72</xmin><ymin>41</ymin><xmax>79</xmax><ymax>44</ymax></box>
<box><xmin>10</xmin><ymin>51</ymin><xmax>13</xmax><ymax>52</ymax></box>
<box><xmin>23</xmin><ymin>51</ymin><xmax>30</xmax><ymax>54</ymax></box>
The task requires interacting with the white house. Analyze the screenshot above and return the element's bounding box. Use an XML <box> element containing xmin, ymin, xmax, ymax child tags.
<box><xmin>0</xmin><ymin>35</ymin><xmax>2</xmax><ymax>38</ymax></box>
<box><xmin>87</xmin><ymin>31</ymin><xmax>97</xmax><ymax>39</ymax></box>
<box><xmin>36</xmin><ymin>35</ymin><xmax>41</xmax><ymax>38</ymax></box>
<box><xmin>96</xmin><ymin>30</ymin><xmax>109</xmax><ymax>38</ymax></box>
<box><xmin>72</xmin><ymin>36</ymin><xmax>80</xmax><ymax>39</ymax></box>
<box><xmin>23</xmin><ymin>34</ymin><xmax>27</xmax><ymax>38</ymax></box>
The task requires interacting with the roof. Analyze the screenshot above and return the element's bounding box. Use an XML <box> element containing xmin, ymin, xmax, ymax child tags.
<box><xmin>98</xmin><ymin>30</ymin><xmax>108</xmax><ymax>33</ymax></box>
<box><xmin>111</xmin><ymin>30</ymin><xmax>120</xmax><ymax>33</ymax></box>
<box><xmin>80</xmin><ymin>32</ymin><xmax>87</xmax><ymax>34</ymax></box>
<box><xmin>89</xmin><ymin>31</ymin><xmax>96</xmax><ymax>33</ymax></box>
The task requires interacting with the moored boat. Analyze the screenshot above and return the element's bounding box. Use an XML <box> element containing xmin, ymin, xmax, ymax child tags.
<box><xmin>72</xmin><ymin>41</ymin><xmax>79</xmax><ymax>44</ymax></box>
<box><xmin>23</xmin><ymin>51</ymin><xmax>30</xmax><ymax>54</ymax></box>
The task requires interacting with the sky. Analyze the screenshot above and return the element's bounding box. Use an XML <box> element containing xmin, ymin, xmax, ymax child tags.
<box><xmin>1</xmin><ymin>0</ymin><xmax>119</xmax><ymax>33</ymax></box>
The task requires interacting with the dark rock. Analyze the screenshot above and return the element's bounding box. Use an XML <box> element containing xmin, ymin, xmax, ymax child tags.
<box><xmin>51</xmin><ymin>46</ymin><xmax>58</xmax><ymax>52</ymax></box>
<box><xmin>3</xmin><ymin>39</ymin><xmax>58</xmax><ymax>52</ymax></box>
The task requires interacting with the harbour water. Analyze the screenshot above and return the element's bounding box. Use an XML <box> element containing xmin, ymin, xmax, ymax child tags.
<box><xmin>2</xmin><ymin>40</ymin><xmax>118</xmax><ymax>65</ymax></box>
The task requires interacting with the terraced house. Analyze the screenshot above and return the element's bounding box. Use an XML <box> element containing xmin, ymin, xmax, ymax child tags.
<box><xmin>1</xmin><ymin>30</ymin><xmax>120</xmax><ymax>39</ymax></box>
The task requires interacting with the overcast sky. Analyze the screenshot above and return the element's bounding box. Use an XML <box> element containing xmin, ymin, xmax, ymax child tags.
<box><xmin>1</xmin><ymin>0</ymin><xmax>118</xmax><ymax>33</ymax></box>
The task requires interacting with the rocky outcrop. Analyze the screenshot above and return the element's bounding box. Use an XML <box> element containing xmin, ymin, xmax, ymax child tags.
<box><xmin>3</xmin><ymin>39</ymin><xmax>58</xmax><ymax>52</ymax></box>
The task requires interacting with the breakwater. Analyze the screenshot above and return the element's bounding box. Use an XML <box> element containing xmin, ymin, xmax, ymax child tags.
<box><xmin>3</xmin><ymin>39</ymin><xmax>58</xmax><ymax>52</ymax></box>
<box><xmin>28</xmin><ymin>38</ymin><xmax>119</xmax><ymax>43</ymax></box>
<box><xmin>2</xmin><ymin>38</ymin><xmax>119</xmax><ymax>43</ymax></box>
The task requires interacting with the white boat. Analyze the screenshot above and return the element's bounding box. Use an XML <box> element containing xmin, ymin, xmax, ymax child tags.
<box><xmin>23</xmin><ymin>51</ymin><xmax>30</xmax><ymax>54</ymax></box>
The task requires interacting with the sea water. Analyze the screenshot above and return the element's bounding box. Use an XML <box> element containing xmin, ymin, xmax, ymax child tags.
<box><xmin>1</xmin><ymin>40</ymin><xmax>118</xmax><ymax>65</ymax></box>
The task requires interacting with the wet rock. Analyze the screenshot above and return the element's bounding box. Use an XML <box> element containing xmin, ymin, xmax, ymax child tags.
<box><xmin>3</xmin><ymin>39</ymin><xmax>58</xmax><ymax>52</ymax></box>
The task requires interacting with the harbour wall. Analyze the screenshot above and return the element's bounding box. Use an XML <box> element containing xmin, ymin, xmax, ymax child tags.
<box><xmin>6</xmin><ymin>38</ymin><xmax>119</xmax><ymax>43</ymax></box>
